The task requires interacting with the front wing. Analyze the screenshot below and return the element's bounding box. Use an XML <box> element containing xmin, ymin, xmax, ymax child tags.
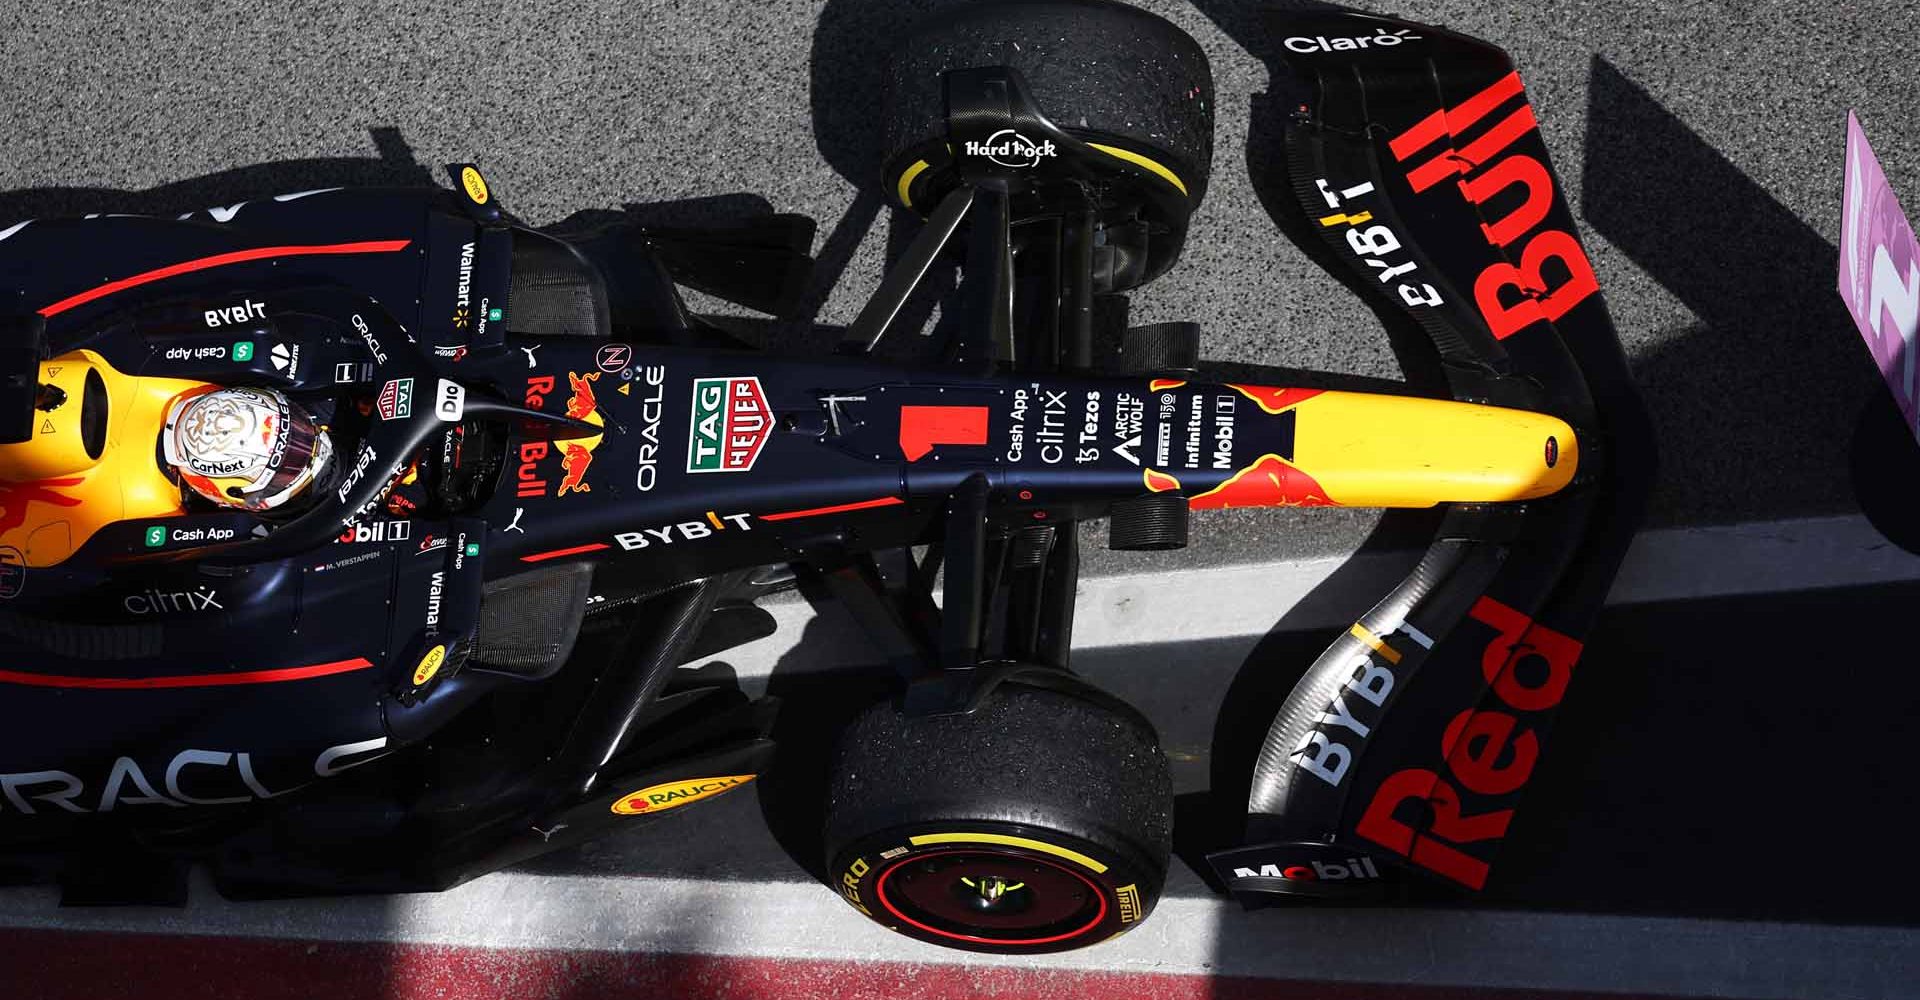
<box><xmin>1208</xmin><ymin>9</ymin><xmax>1656</xmax><ymax>897</ymax></box>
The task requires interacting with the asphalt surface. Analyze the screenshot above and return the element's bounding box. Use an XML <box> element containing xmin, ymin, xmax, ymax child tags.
<box><xmin>3</xmin><ymin>0</ymin><xmax>1917</xmax><ymax>570</ymax></box>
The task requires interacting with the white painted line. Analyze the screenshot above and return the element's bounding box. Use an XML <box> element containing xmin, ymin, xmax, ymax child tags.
<box><xmin>700</xmin><ymin>515</ymin><xmax>1920</xmax><ymax>679</ymax></box>
<box><xmin>0</xmin><ymin>872</ymin><xmax>1907</xmax><ymax>1000</ymax></box>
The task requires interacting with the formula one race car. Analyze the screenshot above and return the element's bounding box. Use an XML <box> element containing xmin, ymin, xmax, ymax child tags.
<box><xmin>0</xmin><ymin>2</ymin><xmax>1650</xmax><ymax>954</ymax></box>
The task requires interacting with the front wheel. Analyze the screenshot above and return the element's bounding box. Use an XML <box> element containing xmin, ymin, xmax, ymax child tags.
<box><xmin>823</xmin><ymin>681</ymin><xmax>1172</xmax><ymax>954</ymax></box>
<box><xmin>881</xmin><ymin>0</ymin><xmax>1216</xmax><ymax>291</ymax></box>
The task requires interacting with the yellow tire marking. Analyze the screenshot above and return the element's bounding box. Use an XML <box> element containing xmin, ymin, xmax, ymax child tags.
<box><xmin>1318</xmin><ymin>210</ymin><xmax>1373</xmax><ymax>227</ymax></box>
<box><xmin>1087</xmin><ymin>143</ymin><xmax>1188</xmax><ymax>197</ymax></box>
<box><xmin>1348</xmin><ymin>623</ymin><xmax>1403</xmax><ymax>664</ymax></box>
<box><xmin>896</xmin><ymin>159</ymin><xmax>932</xmax><ymax>209</ymax></box>
<box><xmin>908</xmin><ymin>832</ymin><xmax>1108</xmax><ymax>873</ymax></box>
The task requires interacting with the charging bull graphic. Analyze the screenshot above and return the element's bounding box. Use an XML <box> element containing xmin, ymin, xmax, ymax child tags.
<box><xmin>0</xmin><ymin>478</ymin><xmax>85</xmax><ymax>538</ymax></box>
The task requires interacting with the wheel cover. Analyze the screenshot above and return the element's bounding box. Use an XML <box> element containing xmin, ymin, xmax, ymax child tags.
<box><xmin>874</xmin><ymin>848</ymin><xmax>1107</xmax><ymax>946</ymax></box>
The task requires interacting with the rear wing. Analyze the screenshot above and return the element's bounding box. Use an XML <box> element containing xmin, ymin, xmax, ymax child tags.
<box><xmin>1208</xmin><ymin>9</ymin><xmax>1655</xmax><ymax>897</ymax></box>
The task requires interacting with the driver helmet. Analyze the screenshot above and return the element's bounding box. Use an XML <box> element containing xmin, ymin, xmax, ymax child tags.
<box><xmin>160</xmin><ymin>386</ymin><xmax>334</xmax><ymax>511</ymax></box>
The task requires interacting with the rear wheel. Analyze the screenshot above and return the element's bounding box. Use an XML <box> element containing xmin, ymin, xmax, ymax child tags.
<box><xmin>881</xmin><ymin>0</ymin><xmax>1215</xmax><ymax>290</ymax></box>
<box><xmin>824</xmin><ymin>681</ymin><xmax>1172</xmax><ymax>954</ymax></box>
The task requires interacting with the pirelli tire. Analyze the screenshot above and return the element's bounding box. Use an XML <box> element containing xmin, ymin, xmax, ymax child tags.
<box><xmin>882</xmin><ymin>0</ymin><xmax>1215</xmax><ymax>290</ymax></box>
<box><xmin>824</xmin><ymin>681</ymin><xmax>1172</xmax><ymax>954</ymax></box>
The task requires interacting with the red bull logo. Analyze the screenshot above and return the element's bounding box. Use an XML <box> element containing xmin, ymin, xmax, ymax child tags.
<box><xmin>0</xmin><ymin>477</ymin><xmax>85</xmax><ymax>538</ymax></box>
<box><xmin>518</xmin><ymin>373</ymin><xmax>605</xmax><ymax>499</ymax></box>
<box><xmin>1355</xmin><ymin>596</ymin><xmax>1582</xmax><ymax>889</ymax></box>
<box><xmin>1386</xmin><ymin>72</ymin><xmax>1598</xmax><ymax>339</ymax></box>
<box><xmin>1228</xmin><ymin>384</ymin><xmax>1322</xmax><ymax>414</ymax></box>
<box><xmin>557</xmin><ymin>442</ymin><xmax>595</xmax><ymax>497</ymax></box>
<box><xmin>1190</xmin><ymin>455</ymin><xmax>1335</xmax><ymax>509</ymax></box>
<box><xmin>565</xmin><ymin>371</ymin><xmax>600</xmax><ymax>421</ymax></box>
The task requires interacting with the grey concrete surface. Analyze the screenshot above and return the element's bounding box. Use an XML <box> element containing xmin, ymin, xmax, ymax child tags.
<box><xmin>3</xmin><ymin>0</ymin><xmax>1914</xmax><ymax>572</ymax></box>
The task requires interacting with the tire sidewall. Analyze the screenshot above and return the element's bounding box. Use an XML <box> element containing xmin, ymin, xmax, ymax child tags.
<box><xmin>829</xmin><ymin>821</ymin><xmax>1161</xmax><ymax>954</ymax></box>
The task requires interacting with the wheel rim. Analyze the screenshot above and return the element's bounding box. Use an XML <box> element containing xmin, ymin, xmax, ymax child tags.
<box><xmin>874</xmin><ymin>848</ymin><xmax>1108</xmax><ymax>946</ymax></box>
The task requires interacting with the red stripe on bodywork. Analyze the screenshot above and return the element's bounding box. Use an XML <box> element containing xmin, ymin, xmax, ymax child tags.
<box><xmin>37</xmin><ymin>239</ymin><xmax>413</xmax><ymax>317</ymax></box>
<box><xmin>760</xmin><ymin>496</ymin><xmax>905</xmax><ymax>522</ymax></box>
<box><xmin>519</xmin><ymin>542</ymin><xmax>611</xmax><ymax>563</ymax></box>
<box><xmin>0</xmin><ymin>657</ymin><xmax>374</xmax><ymax>690</ymax></box>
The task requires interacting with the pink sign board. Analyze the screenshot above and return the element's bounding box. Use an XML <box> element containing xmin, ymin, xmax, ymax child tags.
<box><xmin>1840</xmin><ymin>111</ymin><xmax>1920</xmax><ymax>443</ymax></box>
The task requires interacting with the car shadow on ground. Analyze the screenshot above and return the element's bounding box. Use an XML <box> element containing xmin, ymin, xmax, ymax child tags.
<box><xmin>1580</xmin><ymin>56</ymin><xmax>1920</xmax><ymax>551</ymax></box>
<box><xmin>737</xmin><ymin>573</ymin><xmax>1920</xmax><ymax>928</ymax></box>
<box><xmin>0</xmin><ymin>127</ymin><xmax>435</xmax><ymax>223</ymax></box>
<box><xmin>0</xmin><ymin>125</ymin><xmax>805</xmax><ymax>264</ymax></box>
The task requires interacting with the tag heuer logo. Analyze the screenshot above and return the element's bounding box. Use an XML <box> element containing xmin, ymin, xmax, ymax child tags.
<box><xmin>378</xmin><ymin>378</ymin><xmax>415</xmax><ymax>420</ymax></box>
<box><xmin>687</xmin><ymin>376</ymin><xmax>771</xmax><ymax>474</ymax></box>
